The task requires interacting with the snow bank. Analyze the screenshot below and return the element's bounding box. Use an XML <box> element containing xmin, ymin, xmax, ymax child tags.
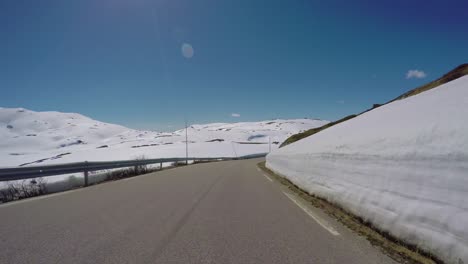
<box><xmin>266</xmin><ymin>76</ymin><xmax>468</xmax><ymax>263</ymax></box>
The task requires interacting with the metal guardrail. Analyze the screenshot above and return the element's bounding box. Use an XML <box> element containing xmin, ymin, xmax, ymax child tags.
<box><xmin>0</xmin><ymin>153</ymin><xmax>268</xmax><ymax>185</ymax></box>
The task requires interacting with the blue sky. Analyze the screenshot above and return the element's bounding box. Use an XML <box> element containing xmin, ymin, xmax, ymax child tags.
<box><xmin>1</xmin><ymin>0</ymin><xmax>467</xmax><ymax>130</ymax></box>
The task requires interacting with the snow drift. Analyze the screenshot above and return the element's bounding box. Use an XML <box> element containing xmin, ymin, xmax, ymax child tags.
<box><xmin>266</xmin><ymin>76</ymin><xmax>468</xmax><ymax>263</ymax></box>
<box><xmin>0</xmin><ymin>108</ymin><xmax>328</xmax><ymax>167</ymax></box>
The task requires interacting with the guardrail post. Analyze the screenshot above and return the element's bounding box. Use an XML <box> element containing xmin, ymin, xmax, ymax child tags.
<box><xmin>84</xmin><ymin>161</ymin><xmax>89</xmax><ymax>187</ymax></box>
<box><xmin>0</xmin><ymin>155</ymin><xmax>265</xmax><ymax>184</ymax></box>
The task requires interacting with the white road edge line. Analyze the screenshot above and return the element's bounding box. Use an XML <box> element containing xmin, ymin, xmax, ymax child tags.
<box><xmin>263</xmin><ymin>174</ymin><xmax>273</xmax><ymax>182</ymax></box>
<box><xmin>283</xmin><ymin>191</ymin><xmax>340</xmax><ymax>236</ymax></box>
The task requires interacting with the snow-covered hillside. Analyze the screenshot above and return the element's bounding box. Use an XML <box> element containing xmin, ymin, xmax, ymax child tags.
<box><xmin>267</xmin><ymin>76</ymin><xmax>468</xmax><ymax>263</ymax></box>
<box><xmin>0</xmin><ymin>107</ymin><xmax>328</xmax><ymax>167</ymax></box>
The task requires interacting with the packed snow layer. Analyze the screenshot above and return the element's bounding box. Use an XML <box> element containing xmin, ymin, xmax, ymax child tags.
<box><xmin>267</xmin><ymin>76</ymin><xmax>468</xmax><ymax>263</ymax></box>
<box><xmin>0</xmin><ymin>107</ymin><xmax>328</xmax><ymax>167</ymax></box>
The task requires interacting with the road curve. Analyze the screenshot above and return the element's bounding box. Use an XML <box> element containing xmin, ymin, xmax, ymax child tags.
<box><xmin>0</xmin><ymin>158</ymin><xmax>397</xmax><ymax>264</ymax></box>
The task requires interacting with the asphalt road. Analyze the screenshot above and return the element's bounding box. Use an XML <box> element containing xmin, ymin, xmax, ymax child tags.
<box><xmin>0</xmin><ymin>158</ymin><xmax>398</xmax><ymax>264</ymax></box>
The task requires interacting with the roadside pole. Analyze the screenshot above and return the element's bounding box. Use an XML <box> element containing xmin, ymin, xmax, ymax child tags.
<box><xmin>185</xmin><ymin>118</ymin><xmax>188</xmax><ymax>165</ymax></box>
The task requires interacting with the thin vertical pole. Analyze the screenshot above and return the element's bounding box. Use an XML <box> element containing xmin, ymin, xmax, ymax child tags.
<box><xmin>231</xmin><ymin>142</ymin><xmax>238</xmax><ymax>158</ymax></box>
<box><xmin>185</xmin><ymin>118</ymin><xmax>188</xmax><ymax>165</ymax></box>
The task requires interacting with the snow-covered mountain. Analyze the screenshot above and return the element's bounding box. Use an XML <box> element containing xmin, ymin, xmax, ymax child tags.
<box><xmin>0</xmin><ymin>107</ymin><xmax>328</xmax><ymax>167</ymax></box>
<box><xmin>267</xmin><ymin>75</ymin><xmax>468</xmax><ymax>262</ymax></box>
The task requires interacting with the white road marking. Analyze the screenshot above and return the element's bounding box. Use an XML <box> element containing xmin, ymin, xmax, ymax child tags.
<box><xmin>263</xmin><ymin>174</ymin><xmax>273</xmax><ymax>182</ymax></box>
<box><xmin>283</xmin><ymin>191</ymin><xmax>340</xmax><ymax>236</ymax></box>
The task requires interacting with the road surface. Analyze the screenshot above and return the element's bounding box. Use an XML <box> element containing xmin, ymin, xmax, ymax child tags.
<box><xmin>0</xmin><ymin>158</ymin><xmax>398</xmax><ymax>264</ymax></box>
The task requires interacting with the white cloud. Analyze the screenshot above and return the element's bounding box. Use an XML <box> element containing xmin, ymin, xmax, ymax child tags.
<box><xmin>231</xmin><ymin>113</ymin><xmax>240</xmax><ymax>117</ymax></box>
<box><xmin>336</xmin><ymin>100</ymin><xmax>345</xmax><ymax>104</ymax></box>
<box><xmin>406</xmin><ymin>70</ymin><xmax>427</xmax><ymax>79</ymax></box>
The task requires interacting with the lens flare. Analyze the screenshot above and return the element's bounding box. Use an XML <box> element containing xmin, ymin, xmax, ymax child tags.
<box><xmin>181</xmin><ymin>43</ymin><xmax>194</xmax><ymax>59</ymax></box>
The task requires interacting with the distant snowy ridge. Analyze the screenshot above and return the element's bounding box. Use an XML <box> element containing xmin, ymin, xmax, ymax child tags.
<box><xmin>0</xmin><ymin>108</ymin><xmax>328</xmax><ymax>167</ymax></box>
<box><xmin>267</xmin><ymin>76</ymin><xmax>468</xmax><ymax>263</ymax></box>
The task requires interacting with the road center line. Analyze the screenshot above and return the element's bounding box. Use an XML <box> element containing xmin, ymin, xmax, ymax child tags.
<box><xmin>282</xmin><ymin>191</ymin><xmax>340</xmax><ymax>236</ymax></box>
